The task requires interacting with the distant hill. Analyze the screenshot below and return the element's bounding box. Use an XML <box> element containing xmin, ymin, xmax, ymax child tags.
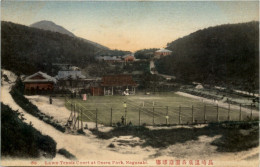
<box><xmin>1</xmin><ymin>21</ymin><xmax>128</xmax><ymax>75</ymax></box>
<box><xmin>30</xmin><ymin>20</ymin><xmax>75</xmax><ymax>37</ymax></box>
<box><xmin>156</xmin><ymin>21</ymin><xmax>259</xmax><ymax>91</ymax></box>
<box><xmin>30</xmin><ymin>20</ymin><xmax>109</xmax><ymax>50</ymax></box>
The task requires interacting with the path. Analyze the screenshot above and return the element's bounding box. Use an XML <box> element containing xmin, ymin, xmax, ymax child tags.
<box><xmin>150</xmin><ymin>60</ymin><xmax>176</xmax><ymax>79</ymax></box>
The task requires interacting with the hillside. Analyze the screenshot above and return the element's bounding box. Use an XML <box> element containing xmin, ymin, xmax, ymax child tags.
<box><xmin>31</xmin><ymin>20</ymin><xmax>109</xmax><ymax>50</ymax></box>
<box><xmin>30</xmin><ymin>20</ymin><xmax>75</xmax><ymax>37</ymax></box>
<box><xmin>1</xmin><ymin>21</ymin><xmax>128</xmax><ymax>76</ymax></box>
<box><xmin>1</xmin><ymin>103</ymin><xmax>56</xmax><ymax>158</ymax></box>
<box><xmin>156</xmin><ymin>21</ymin><xmax>259</xmax><ymax>91</ymax></box>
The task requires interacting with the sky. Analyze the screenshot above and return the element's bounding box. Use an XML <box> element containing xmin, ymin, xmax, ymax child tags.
<box><xmin>1</xmin><ymin>1</ymin><xmax>259</xmax><ymax>52</ymax></box>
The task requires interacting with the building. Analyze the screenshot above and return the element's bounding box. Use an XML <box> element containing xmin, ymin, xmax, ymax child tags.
<box><xmin>154</xmin><ymin>48</ymin><xmax>172</xmax><ymax>59</ymax></box>
<box><xmin>23</xmin><ymin>71</ymin><xmax>56</xmax><ymax>93</ymax></box>
<box><xmin>96</xmin><ymin>56</ymin><xmax>122</xmax><ymax>63</ymax></box>
<box><xmin>101</xmin><ymin>75</ymin><xmax>137</xmax><ymax>96</ymax></box>
<box><xmin>56</xmin><ymin>68</ymin><xmax>86</xmax><ymax>89</ymax></box>
<box><xmin>122</xmin><ymin>54</ymin><xmax>135</xmax><ymax>62</ymax></box>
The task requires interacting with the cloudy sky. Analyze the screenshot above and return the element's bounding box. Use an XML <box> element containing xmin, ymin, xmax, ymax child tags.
<box><xmin>1</xmin><ymin>1</ymin><xmax>259</xmax><ymax>51</ymax></box>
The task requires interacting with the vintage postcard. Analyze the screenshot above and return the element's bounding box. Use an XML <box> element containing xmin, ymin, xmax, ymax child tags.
<box><xmin>1</xmin><ymin>1</ymin><xmax>259</xmax><ymax>167</ymax></box>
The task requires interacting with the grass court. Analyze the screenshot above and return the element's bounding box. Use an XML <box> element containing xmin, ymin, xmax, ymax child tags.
<box><xmin>64</xmin><ymin>92</ymin><xmax>255</xmax><ymax>126</ymax></box>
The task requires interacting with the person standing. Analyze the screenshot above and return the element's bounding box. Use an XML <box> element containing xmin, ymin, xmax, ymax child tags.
<box><xmin>49</xmin><ymin>96</ymin><xmax>52</xmax><ymax>104</ymax></box>
<box><xmin>121</xmin><ymin>116</ymin><xmax>125</xmax><ymax>125</ymax></box>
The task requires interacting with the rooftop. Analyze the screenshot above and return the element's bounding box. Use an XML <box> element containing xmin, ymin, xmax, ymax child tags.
<box><xmin>101</xmin><ymin>74</ymin><xmax>137</xmax><ymax>86</ymax></box>
<box><xmin>23</xmin><ymin>71</ymin><xmax>57</xmax><ymax>83</ymax></box>
<box><xmin>56</xmin><ymin>70</ymin><xmax>86</xmax><ymax>80</ymax></box>
<box><xmin>155</xmin><ymin>48</ymin><xmax>172</xmax><ymax>53</ymax></box>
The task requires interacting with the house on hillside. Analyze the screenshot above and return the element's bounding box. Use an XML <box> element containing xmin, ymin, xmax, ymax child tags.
<box><xmin>101</xmin><ymin>75</ymin><xmax>137</xmax><ymax>96</ymax></box>
<box><xmin>23</xmin><ymin>71</ymin><xmax>56</xmax><ymax>94</ymax></box>
<box><xmin>96</xmin><ymin>56</ymin><xmax>122</xmax><ymax>63</ymax></box>
<box><xmin>122</xmin><ymin>54</ymin><xmax>135</xmax><ymax>62</ymax></box>
<box><xmin>154</xmin><ymin>48</ymin><xmax>172</xmax><ymax>59</ymax></box>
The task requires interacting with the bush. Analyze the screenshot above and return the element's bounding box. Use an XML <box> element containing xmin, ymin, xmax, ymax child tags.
<box><xmin>108</xmin><ymin>143</ymin><xmax>115</xmax><ymax>148</ymax></box>
<box><xmin>1</xmin><ymin>103</ymin><xmax>57</xmax><ymax>158</ymax></box>
<box><xmin>77</xmin><ymin>129</ymin><xmax>86</xmax><ymax>135</ymax></box>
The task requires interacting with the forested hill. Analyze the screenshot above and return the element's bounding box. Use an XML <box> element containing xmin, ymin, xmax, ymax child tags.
<box><xmin>1</xmin><ymin>21</ymin><xmax>129</xmax><ymax>75</ymax></box>
<box><xmin>30</xmin><ymin>20</ymin><xmax>109</xmax><ymax>50</ymax></box>
<box><xmin>156</xmin><ymin>21</ymin><xmax>259</xmax><ymax>91</ymax></box>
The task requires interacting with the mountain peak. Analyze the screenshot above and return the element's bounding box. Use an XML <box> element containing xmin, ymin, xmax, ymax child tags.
<box><xmin>30</xmin><ymin>20</ymin><xmax>75</xmax><ymax>37</ymax></box>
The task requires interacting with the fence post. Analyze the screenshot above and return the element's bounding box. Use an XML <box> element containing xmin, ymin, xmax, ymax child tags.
<box><xmin>110</xmin><ymin>108</ymin><xmax>113</xmax><ymax>126</ymax></box>
<box><xmin>153</xmin><ymin>107</ymin><xmax>155</xmax><ymax>126</ymax></box>
<box><xmin>179</xmin><ymin>106</ymin><xmax>181</xmax><ymax>124</ymax></box>
<box><xmin>139</xmin><ymin>108</ymin><xmax>141</xmax><ymax>126</ymax></box>
<box><xmin>72</xmin><ymin>105</ymin><xmax>78</xmax><ymax>130</ymax></box>
<box><xmin>166</xmin><ymin>106</ymin><xmax>168</xmax><ymax>125</ymax></box>
<box><xmin>204</xmin><ymin>104</ymin><xmax>206</xmax><ymax>123</ymax></box>
<box><xmin>250</xmin><ymin>104</ymin><xmax>253</xmax><ymax>120</ymax></box>
<box><xmin>96</xmin><ymin>108</ymin><xmax>98</xmax><ymax>129</ymax></box>
<box><xmin>81</xmin><ymin>108</ymin><xmax>83</xmax><ymax>130</ymax></box>
<box><xmin>191</xmin><ymin>105</ymin><xmax>194</xmax><ymax>124</ymax></box>
<box><xmin>228</xmin><ymin>104</ymin><xmax>230</xmax><ymax>121</ymax></box>
<box><xmin>77</xmin><ymin>107</ymin><xmax>79</xmax><ymax>130</ymax></box>
<box><xmin>216</xmin><ymin>104</ymin><xmax>219</xmax><ymax>122</ymax></box>
<box><xmin>125</xmin><ymin>107</ymin><xmax>127</xmax><ymax>125</ymax></box>
<box><xmin>239</xmin><ymin>104</ymin><xmax>242</xmax><ymax>121</ymax></box>
<box><xmin>73</xmin><ymin>103</ymin><xmax>76</xmax><ymax>124</ymax></box>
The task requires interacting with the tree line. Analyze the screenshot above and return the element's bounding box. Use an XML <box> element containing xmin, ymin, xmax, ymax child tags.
<box><xmin>156</xmin><ymin>21</ymin><xmax>259</xmax><ymax>92</ymax></box>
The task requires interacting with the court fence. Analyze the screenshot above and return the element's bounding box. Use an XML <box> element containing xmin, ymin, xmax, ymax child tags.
<box><xmin>63</xmin><ymin>97</ymin><xmax>258</xmax><ymax>130</ymax></box>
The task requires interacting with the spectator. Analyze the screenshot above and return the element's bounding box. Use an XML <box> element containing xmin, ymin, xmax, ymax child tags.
<box><xmin>121</xmin><ymin>116</ymin><xmax>125</xmax><ymax>125</ymax></box>
<box><xmin>49</xmin><ymin>96</ymin><xmax>52</xmax><ymax>104</ymax></box>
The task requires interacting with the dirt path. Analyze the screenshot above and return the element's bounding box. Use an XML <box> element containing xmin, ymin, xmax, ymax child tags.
<box><xmin>25</xmin><ymin>95</ymin><xmax>71</xmax><ymax>126</ymax></box>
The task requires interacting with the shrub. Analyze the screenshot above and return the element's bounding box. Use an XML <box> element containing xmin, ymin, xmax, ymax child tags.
<box><xmin>1</xmin><ymin>103</ymin><xmax>57</xmax><ymax>158</ymax></box>
<box><xmin>77</xmin><ymin>129</ymin><xmax>86</xmax><ymax>135</ymax></box>
<box><xmin>108</xmin><ymin>143</ymin><xmax>115</xmax><ymax>148</ymax></box>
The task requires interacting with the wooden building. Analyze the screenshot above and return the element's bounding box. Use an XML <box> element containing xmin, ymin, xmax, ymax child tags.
<box><xmin>23</xmin><ymin>71</ymin><xmax>57</xmax><ymax>93</ymax></box>
<box><xmin>56</xmin><ymin>70</ymin><xmax>86</xmax><ymax>89</ymax></box>
<box><xmin>122</xmin><ymin>54</ymin><xmax>135</xmax><ymax>62</ymax></box>
<box><xmin>101</xmin><ymin>75</ymin><xmax>137</xmax><ymax>96</ymax></box>
<box><xmin>90</xmin><ymin>86</ymin><xmax>103</xmax><ymax>96</ymax></box>
<box><xmin>95</xmin><ymin>56</ymin><xmax>122</xmax><ymax>63</ymax></box>
<box><xmin>154</xmin><ymin>48</ymin><xmax>172</xmax><ymax>59</ymax></box>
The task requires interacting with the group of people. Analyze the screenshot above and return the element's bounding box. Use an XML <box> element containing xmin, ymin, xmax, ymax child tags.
<box><xmin>121</xmin><ymin>116</ymin><xmax>132</xmax><ymax>126</ymax></box>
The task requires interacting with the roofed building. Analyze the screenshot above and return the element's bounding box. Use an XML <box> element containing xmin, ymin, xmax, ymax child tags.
<box><xmin>101</xmin><ymin>75</ymin><xmax>137</xmax><ymax>95</ymax></box>
<box><xmin>23</xmin><ymin>71</ymin><xmax>56</xmax><ymax>93</ymax></box>
<box><xmin>56</xmin><ymin>69</ymin><xmax>86</xmax><ymax>89</ymax></box>
<box><xmin>96</xmin><ymin>56</ymin><xmax>122</xmax><ymax>63</ymax></box>
<box><xmin>122</xmin><ymin>54</ymin><xmax>135</xmax><ymax>62</ymax></box>
<box><xmin>154</xmin><ymin>48</ymin><xmax>172</xmax><ymax>59</ymax></box>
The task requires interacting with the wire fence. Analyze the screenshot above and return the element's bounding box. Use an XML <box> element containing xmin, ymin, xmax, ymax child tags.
<box><xmin>64</xmin><ymin>96</ymin><xmax>259</xmax><ymax>129</ymax></box>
